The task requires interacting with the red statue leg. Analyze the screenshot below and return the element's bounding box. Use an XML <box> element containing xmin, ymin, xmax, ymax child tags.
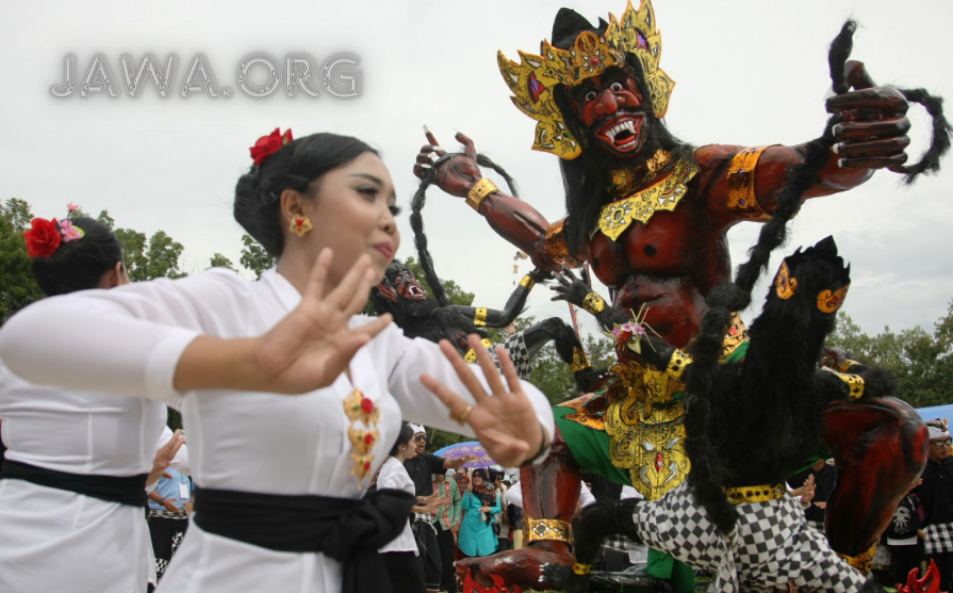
<box><xmin>458</xmin><ymin>428</ymin><xmax>581</xmax><ymax>591</ymax></box>
<box><xmin>823</xmin><ymin>397</ymin><xmax>929</xmax><ymax>557</ymax></box>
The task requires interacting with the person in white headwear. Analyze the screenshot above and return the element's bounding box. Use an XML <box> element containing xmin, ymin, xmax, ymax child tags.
<box><xmin>918</xmin><ymin>420</ymin><xmax>953</xmax><ymax>590</ymax></box>
<box><xmin>404</xmin><ymin>423</ymin><xmax>478</xmax><ymax>593</ymax></box>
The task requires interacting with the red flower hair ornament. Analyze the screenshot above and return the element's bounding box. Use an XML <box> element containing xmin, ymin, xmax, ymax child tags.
<box><xmin>250</xmin><ymin>128</ymin><xmax>293</xmax><ymax>165</ymax></box>
<box><xmin>24</xmin><ymin>218</ymin><xmax>63</xmax><ymax>258</ymax></box>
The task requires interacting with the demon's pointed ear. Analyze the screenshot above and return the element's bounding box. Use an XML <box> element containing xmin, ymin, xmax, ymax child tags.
<box><xmin>376</xmin><ymin>283</ymin><xmax>398</xmax><ymax>303</ymax></box>
<box><xmin>815</xmin><ymin>235</ymin><xmax>838</xmax><ymax>257</ymax></box>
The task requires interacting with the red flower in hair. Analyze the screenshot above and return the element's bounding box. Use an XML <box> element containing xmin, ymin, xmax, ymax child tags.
<box><xmin>250</xmin><ymin>128</ymin><xmax>293</xmax><ymax>165</ymax></box>
<box><xmin>24</xmin><ymin>218</ymin><xmax>62</xmax><ymax>258</ymax></box>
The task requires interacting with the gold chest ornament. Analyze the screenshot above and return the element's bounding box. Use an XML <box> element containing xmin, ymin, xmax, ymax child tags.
<box><xmin>595</xmin><ymin>158</ymin><xmax>700</xmax><ymax>241</ymax></box>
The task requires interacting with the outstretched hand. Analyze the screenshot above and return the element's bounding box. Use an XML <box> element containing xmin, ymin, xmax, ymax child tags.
<box><xmin>251</xmin><ymin>249</ymin><xmax>392</xmax><ymax>393</ymax></box>
<box><xmin>420</xmin><ymin>334</ymin><xmax>545</xmax><ymax>467</ymax></box>
<box><xmin>550</xmin><ymin>266</ymin><xmax>593</xmax><ymax>308</ymax></box>
<box><xmin>413</xmin><ymin>127</ymin><xmax>484</xmax><ymax>198</ymax></box>
<box><xmin>826</xmin><ymin>60</ymin><xmax>910</xmax><ymax>171</ymax></box>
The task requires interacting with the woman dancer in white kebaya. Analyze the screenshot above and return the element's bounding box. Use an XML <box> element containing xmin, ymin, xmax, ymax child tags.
<box><xmin>0</xmin><ymin>213</ymin><xmax>183</xmax><ymax>592</ymax></box>
<box><xmin>0</xmin><ymin>130</ymin><xmax>554</xmax><ymax>593</ymax></box>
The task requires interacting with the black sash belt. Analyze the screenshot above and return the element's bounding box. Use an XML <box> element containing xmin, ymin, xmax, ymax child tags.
<box><xmin>1</xmin><ymin>459</ymin><xmax>147</xmax><ymax>507</ymax></box>
<box><xmin>193</xmin><ymin>486</ymin><xmax>415</xmax><ymax>593</ymax></box>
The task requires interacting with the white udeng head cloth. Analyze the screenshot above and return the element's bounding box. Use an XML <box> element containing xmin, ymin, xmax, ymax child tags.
<box><xmin>929</xmin><ymin>425</ymin><xmax>950</xmax><ymax>440</ymax></box>
<box><xmin>410</xmin><ymin>423</ymin><xmax>426</xmax><ymax>435</ymax></box>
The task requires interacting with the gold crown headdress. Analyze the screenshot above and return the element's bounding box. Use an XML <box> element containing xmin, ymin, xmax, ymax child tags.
<box><xmin>498</xmin><ymin>0</ymin><xmax>675</xmax><ymax>160</ymax></box>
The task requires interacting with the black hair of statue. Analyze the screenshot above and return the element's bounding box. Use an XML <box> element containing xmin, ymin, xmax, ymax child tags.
<box><xmin>410</xmin><ymin>152</ymin><xmax>519</xmax><ymax>310</ymax></box>
<box><xmin>553</xmin><ymin>53</ymin><xmax>693</xmax><ymax>256</ymax></box>
<box><xmin>389</xmin><ymin>423</ymin><xmax>416</xmax><ymax>456</ymax></box>
<box><xmin>31</xmin><ymin>216</ymin><xmax>123</xmax><ymax>296</ymax></box>
<box><xmin>894</xmin><ymin>88</ymin><xmax>953</xmax><ymax>184</ymax></box>
<box><xmin>233</xmin><ymin>133</ymin><xmax>378</xmax><ymax>258</ymax></box>
<box><xmin>676</xmin><ymin>22</ymin><xmax>861</xmax><ymax>535</ymax></box>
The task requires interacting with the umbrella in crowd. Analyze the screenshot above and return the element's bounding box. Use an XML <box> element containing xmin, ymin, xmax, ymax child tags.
<box><xmin>433</xmin><ymin>441</ymin><xmax>496</xmax><ymax>468</ymax></box>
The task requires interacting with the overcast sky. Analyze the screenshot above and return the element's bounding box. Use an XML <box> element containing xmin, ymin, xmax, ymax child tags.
<box><xmin>2</xmin><ymin>0</ymin><xmax>951</xmax><ymax>341</ymax></box>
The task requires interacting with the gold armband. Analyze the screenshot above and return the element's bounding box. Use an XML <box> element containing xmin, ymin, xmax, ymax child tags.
<box><xmin>571</xmin><ymin>347</ymin><xmax>591</xmax><ymax>372</ymax></box>
<box><xmin>833</xmin><ymin>372</ymin><xmax>865</xmax><ymax>400</ymax></box>
<box><xmin>582</xmin><ymin>293</ymin><xmax>606</xmax><ymax>315</ymax></box>
<box><xmin>473</xmin><ymin>307</ymin><xmax>488</xmax><ymax>327</ymax></box>
<box><xmin>466</xmin><ymin>178</ymin><xmax>498</xmax><ymax>212</ymax></box>
<box><xmin>463</xmin><ymin>338</ymin><xmax>495</xmax><ymax>363</ymax></box>
<box><xmin>837</xmin><ymin>540</ymin><xmax>878</xmax><ymax>575</ymax></box>
<box><xmin>524</xmin><ymin>517</ymin><xmax>572</xmax><ymax>544</ymax></box>
<box><xmin>726</xmin><ymin>146</ymin><xmax>771</xmax><ymax>221</ymax></box>
<box><xmin>724</xmin><ymin>483</ymin><xmax>786</xmax><ymax>505</ymax></box>
<box><xmin>519</xmin><ymin>274</ymin><xmax>536</xmax><ymax>290</ymax></box>
<box><xmin>572</xmin><ymin>563</ymin><xmax>592</xmax><ymax>576</ymax></box>
<box><xmin>838</xmin><ymin>359</ymin><xmax>862</xmax><ymax>373</ymax></box>
<box><xmin>544</xmin><ymin>219</ymin><xmax>586</xmax><ymax>268</ymax></box>
<box><xmin>666</xmin><ymin>349</ymin><xmax>693</xmax><ymax>380</ymax></box>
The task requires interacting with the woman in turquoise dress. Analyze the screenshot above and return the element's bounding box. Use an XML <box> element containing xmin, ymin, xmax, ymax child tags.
<box><xmin>457</xmin><ymin>470</ymin><xmax>501</xmax><ymax>557</ymax></box>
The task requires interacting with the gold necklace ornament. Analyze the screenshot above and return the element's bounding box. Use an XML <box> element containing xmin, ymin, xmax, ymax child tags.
<box><xmin>594</xmin><ymin>158</ymin><xmax>699</xmax><ymax>241</ymax></box>
<box><xmin>343</xmin><ymin>387</ymin><xmax>381</xmax><ymax>490</ymax></box>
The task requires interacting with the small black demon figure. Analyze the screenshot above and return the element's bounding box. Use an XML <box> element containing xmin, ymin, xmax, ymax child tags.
<box><xmin>370</xmin><ymin>261</ymin><xmax>608</xmax><ymax>392</ymax></box>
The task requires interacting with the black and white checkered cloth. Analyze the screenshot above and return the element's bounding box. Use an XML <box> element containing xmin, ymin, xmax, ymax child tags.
<box><xmin>147</xmin><ymin>509</ymin><xmax>189</xmax><ymax>520</ymax></box>
<box><xmin>631</xmin><ymin>482</ymin><xmax>868</xmax><ymax>592</ymax></box>
<box><xmin>489</xmin><ymin>332</ymin><xmax>532</xmax><ymax>380</ymax></box>
<box><xmin>925</xmin><ymin>522</ymin><xmax>953</xmax><ymax>554</ymax></box>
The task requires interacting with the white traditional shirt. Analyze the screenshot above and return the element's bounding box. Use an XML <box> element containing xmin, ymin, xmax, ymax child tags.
<box><xmin>0</xmin><ymin>363</ymin><xmax>167</xmax><ymax>593</ymax></box>
<box><xmin>0</xmin><ymin>267</ymin><xmax>554</xmax><ymax>593</ymax></box>
<box><xmin>377</xmin><ymin>457</ymin><xmax>418</xmax><ymax>555</ymax></box>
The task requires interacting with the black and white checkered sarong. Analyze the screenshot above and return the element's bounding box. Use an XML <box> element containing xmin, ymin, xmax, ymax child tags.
<box><xmin>488</xmin><ymin>332</ymin><xmax>532</xmax><ymax>380</ymax></box>
<box><xmin>925</xmin><ymin>522</ymin><xmax>953</xmax><ymax>554</ymax></box>
<box><xmin>632</xmin><ymin>482</ymin><xmax>868</xmax><ymax>593</ymax></box>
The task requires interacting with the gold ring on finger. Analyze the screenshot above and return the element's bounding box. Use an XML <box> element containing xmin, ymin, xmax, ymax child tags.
<box><xmin>450</xmin><ymin>404</ymin><xmax>473</xmax><ymax>426</ymax></box>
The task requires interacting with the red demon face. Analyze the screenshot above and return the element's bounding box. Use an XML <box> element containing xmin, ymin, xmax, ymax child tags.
<box><xmin>376</xmin><ymin>263</ymin><xmax>427</xmax><ymax>303</ymax></box>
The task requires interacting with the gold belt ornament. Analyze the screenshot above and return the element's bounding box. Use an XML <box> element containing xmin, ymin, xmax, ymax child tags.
<box><xmin>724</xmin><ymin>484</ymin><xmax>786</xmax><ymax>505</ymax></box>
<box><xmin>524</xmin><ymin>518</ymin><xmax>572</xmax><ymax>544</ymax></box>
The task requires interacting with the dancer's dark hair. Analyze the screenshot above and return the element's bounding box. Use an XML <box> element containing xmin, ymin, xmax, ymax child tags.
<box><xmin>234</xmin><ymin>133</ymin><xmax>378</xmax><ymax>257</ymax></box>
<box><xmin>31</xmin><ymin>216</ymin><xmax>123</xmax><ymax>296</ymax></box>
<box><xmin>389</xmin><ymin>423</ymin><xmax>415</xmax><ymax>456</ymax></box>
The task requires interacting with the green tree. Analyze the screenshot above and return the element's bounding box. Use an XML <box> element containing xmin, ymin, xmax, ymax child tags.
<box><xmin>240</xmin><ymin>234</ymin><xmax>275</xmax><ymax>279</ymax></box>
<box><xmin>97</xmin><ymin>210</ymin><xmax>115</xmax><ymax>230</ymax></box>
<box><xmin>209</xmin><ymin>253</ymin><xmax>236</xmax><ymax>271</ymax></box>
<box><xmin>829</xmin><ymin>308</ymin><xmax>953</xmax><ymax>408</ymax></box>
<box><xmin>0</xmin><ymin>198</ymin><xmax>44</xmax><ymax>323</ymax></box>
<box><xmin>404</xmin><ymin>256</ymin><xmax>474</xmax><ymax>306</ymax></box>
<box><xmin>116</xmin><ymin>228</ymin><xmax>185</xmax><ymax>281</ymax></box>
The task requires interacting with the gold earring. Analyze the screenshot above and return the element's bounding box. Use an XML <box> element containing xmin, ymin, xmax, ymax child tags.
<box><xmin>289</xmin><ymin>216</ymin><xmax>313</xmax><ymax>237</ymax></box>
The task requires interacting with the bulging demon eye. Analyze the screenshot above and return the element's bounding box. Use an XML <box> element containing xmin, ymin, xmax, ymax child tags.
<box><xmin>585</xmin><ymin>91</ymin><xmax>597</xmax><ymax>102</ymax></box>
<box><xmin>610</xmin><ymin>82</ymin><xmax>623</xmax><ymax>92</ymax></box>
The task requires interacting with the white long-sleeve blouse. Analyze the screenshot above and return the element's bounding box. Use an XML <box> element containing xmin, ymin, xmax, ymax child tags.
<box><xmin>0</xmin><ymin>267</ymin><xmax>554</xmax><ymax>593</ymax></box>
<box><xmin>0</xmin><ymin>365</ymin><xmax>166</xmax><ymax>593</ymax></box>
